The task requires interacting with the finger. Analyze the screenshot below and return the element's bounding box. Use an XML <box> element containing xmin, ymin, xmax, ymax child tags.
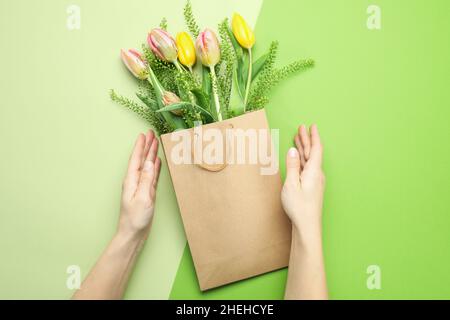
<box><xmin>127</xmin><ymin>134</ymin><xmax>145</xmax><ymax>174</ymax></box>
<box><xmin>148</xmin><ymin>137</ymin><xmax>159</xmax><ymax>163</ymax></box>
<box><xmin>307</xmin><ymin>124</ymin><xmax>323</xmax><ymax>169</ymax></box>
<box><xmin>294</xmin><ymin>133</ymin><xmax>306</xmax><ymax>170</ymax></box>
<box><xmin>140</xmin><ymin>130</ymin><xmax>155</xmax><ymax>169</ymax></box>
<box><xmin>137</xmin><ymin>136</ymin><xmax>159</xmax><ymax>199</ymax></box>
<box><xmin>136</xmin><ymin>159</ymin><xmax>155</xmax><ymax>199</ymax></box>
<box><xmin>299</xmin><ymin>125</ymin><xmax>311</xmax><ymax>160</ymax></box>
<box><xmin>124</xmin><ymin>134</ymin><xmax>146</xmax><ymax>195</ymax></box>
<box><xmin>151</xmin><ymin>157</ymin><xmax>162</xmax><ymax>199</ymax></box>
<box><xmin>285</xmin><ymin>148</ymin><xmax>301</xmax><ymax>186</ymax></box>
<box><xmin>153</xmin><ymin>157</ymin><xmax>161</xmax><ymax>188</ymax></box>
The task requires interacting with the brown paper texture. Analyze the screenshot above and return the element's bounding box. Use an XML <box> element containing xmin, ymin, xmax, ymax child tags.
<box><xmin>161</xmin><ymin>109</ymin><xmax>292</xmax><ymax>291</ymax></box>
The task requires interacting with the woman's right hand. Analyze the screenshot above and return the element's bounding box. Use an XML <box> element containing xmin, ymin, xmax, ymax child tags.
<box><xmin>282</xmin><ymin>125</ymin><xmax>328</xmax><ymax>300</ymax></box>
<box><xmin>281</xmin><ymin>124</ymin><xmax>325</xmax><ymax>242</ymax></box>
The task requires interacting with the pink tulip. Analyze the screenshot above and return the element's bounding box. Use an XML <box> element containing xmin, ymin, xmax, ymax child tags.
<box><xmin>195</xmin><ymin>28</ymin><xmax>221</xmax><ymax>67</ymax></box>
<box><xmin>162</xmin><ymin>91</ymin><xmax>183</xmax><ymax>116</ymax></box>
<box><xmin>120</xmin><ymin>49</ymin><xmax>147</xmax><ymax>80</ymax></box>
<box><xmin>147</xmin><ymin>28</ymin><xmax>178</xmax><ymax>62</ymax></box>
<box><xmin>162</xmin><ymin>91</ymin><xmax>181</xmax><ymax>106</ymax></box>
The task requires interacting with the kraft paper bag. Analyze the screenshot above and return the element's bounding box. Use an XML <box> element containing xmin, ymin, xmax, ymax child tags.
<box><xmin>160</xmin><ymin>109</ymin><xmax>292</xmax><ymax>291</ymax></box>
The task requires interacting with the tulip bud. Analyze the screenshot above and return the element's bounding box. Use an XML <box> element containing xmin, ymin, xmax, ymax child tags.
<box><xmin>231</xmin><ymin>13</ymin><xmax>255</xmax><ymax>49</ymax></box>
<box><xmin>162</xmin><ymin>91</ymin><xmax>183</xmax><ymax>115</ymax></box>
<box><xmin>195</xmin><ymin>28</ymin><xmax>221</xmax><ymax>67</ymax></box>
<box><xmin>176</xmin><ymin>32</ymin><xmax>196</xmax><ymax>68</ymax></box>
<box><xmin>148</xmin><ymin>28</ymin><xmax>178</xmax><ymax>62</ymax></box>
<box><xmin>120</xmin><ymin>49</ymin><xmax>147</xmax><ymax>80</ymax></box>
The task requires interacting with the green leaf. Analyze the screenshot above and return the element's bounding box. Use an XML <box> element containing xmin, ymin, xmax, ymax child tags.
<box><xmin>251</xmin><ymin>53</ymin><xmax>269</xmax><ymax>79</ymax></box>
<box><xmin>229</xmin><ymin>78</ymin><xmax>245</xmax><ymax>116</ymax></box>
<box><xmin>202</xmin><ymin>67</ymin><xmax>211</xmax><ymax>95</ymax></box>
<box><xmin>173</xmin><ymin>116</ymin><xmax>189</xmax><ymax>130</ymax></box>
<box><xmin>236</xmin><ymin>60</ymin><xmax>245</xmax><ymax>98</ymax></box>
<box><xmin>240</xmin><ymin>51</ymin><xmax>269</xmax><ymax>90</ymax></box>
<box><xmin>157</xmin><ymin>102</ymin><xmax>216</xmax><ymax>122</ymax></box>
<box><xmin>194</xmin><ymin>104</ymin><xmax>216</xmax><ymax>122</ymax></box>
<box><xmin>226</xmin><ymin>25</ymin><xmax>243</xmax><ymax>60</ymax></box>
<box><xmin>156</xmin><ymin>102</ymin><xmax>192</xmax><ymax>113</ymax></box>
<box><xmin>241</xmin><ymin>47</ymin><xmax>271</xmax><ymax>84</ymax></box>
<box><xmin>145</xmin><ymin>68</ymin><xmax>187</xmax><ymax>130</ymax></box>
<box><xmin>201</xmin><ymin>67</ymin><xmax>215</xmax><ymax>117</ymax></box>
<box><xmin>136</xmin><ymin>93</ymin><xmax>157</xmax><ymax>111</ymax></box>
<box><xmin>190</xmin><ymin>88</ymin><xmax>209</xmax><ymax>109</ymax></box>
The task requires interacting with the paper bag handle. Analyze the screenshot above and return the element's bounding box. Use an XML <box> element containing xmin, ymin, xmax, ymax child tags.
<box><xmin>192</xmin><ymin>123</ymin><xmax>233</xmax><ymax>173</ymax></box>
<box><xmin>196</xmin><ymin>160</ymin><xmax>228</xmax><ymax>172</ymax></box>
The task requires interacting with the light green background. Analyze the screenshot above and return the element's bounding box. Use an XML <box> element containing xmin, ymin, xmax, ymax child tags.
<box><xmin>0</xmin><ymin>0</ymin><xmax>262</xmax><ymax>300</ymax></box>
<box><xmin>1</xmin><ymin>0</ymin><xmax>449</xmax><ymax>300</ymax></box>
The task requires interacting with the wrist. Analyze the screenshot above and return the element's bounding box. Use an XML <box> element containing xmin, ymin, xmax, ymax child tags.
<box><xmin>117</xmin><ymin>216</ymin><xmax>153</xmax><ymax>244</ymax></box>
<box><xmin>292</xmin><ymin>224</ymin><xmax>322</xmax><ymax>251</ymax></box>
<box><xmin>115</xmin><ymin>227</ymin><xmax>147</xmax><ymax>247</ymax></box>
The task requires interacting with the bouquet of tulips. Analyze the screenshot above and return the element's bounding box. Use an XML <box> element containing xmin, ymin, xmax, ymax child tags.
<box><xmin>111</xmin><ymin>1</ymin><xmax>314</xmax><ymax>134</ymax></box>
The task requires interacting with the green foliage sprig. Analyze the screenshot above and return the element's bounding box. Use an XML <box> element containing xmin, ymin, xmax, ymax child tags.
<box><xmin>246</xmin><ymin>37</ymin><xmax>313</xmax><ymax>110</ymax></box>
<box><xmin>159</xmin><ymin>17</ymin><xmax>168</xmax><ymax>31</ymax></box>
<box><xmin>183</xmin><ymin>0</ymin><xmax>200</xmax><ymax>38</ymax></box>
<box><xmin>110</xmin><ymin>89</ymin><xmax>172</xmax><ymax>134</ymax></box>
<box><xmin>142</xmin><ymin>45</ymin><xmax>179</xmax><ymax>93</ymax></box>
<box><xmin>217</xmin><ymin>19</ymin><xmax>235</xmax><ymax>115</ymax></box>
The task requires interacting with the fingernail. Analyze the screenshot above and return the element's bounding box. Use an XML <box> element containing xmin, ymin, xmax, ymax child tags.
<box><xmin>143</xmin><ymin>160</ymin><xmax>154</xmax><ymax>172</ymax></box>
<box><xmin>288</xmin><ymin>147</ymin><xmax>298</xmax><ymax>158</ymax></box>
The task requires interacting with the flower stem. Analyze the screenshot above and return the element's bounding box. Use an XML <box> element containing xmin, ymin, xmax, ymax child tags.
<box><xmin>209</xmin><ymin>66</ymin><xmax>222</xmax><ymax>121</ymax></box>
<box><xmin>243</xmin><ymin>48</ymin><xmax>253</xmax><ymax>112</ymax></box>
<box><xmin>174</xmin><ymin>60</ymin><xmax>184</xmax><ymax>72</ymax></box>
<box><xmin>147</xmin><ymin>66</ymin><xmax>164</xmax><ymax>96</ymax></box>
<box><xmin>146</xmin><ymin>65</ymin><xmax>178</xmax><ymax>129</ymax></box>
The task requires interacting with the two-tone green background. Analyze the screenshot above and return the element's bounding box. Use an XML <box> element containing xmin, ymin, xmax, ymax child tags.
<box><xmin>0</xmin><ymin>0</ymin><xmax>449</xmax><ymax>299</ymax></box>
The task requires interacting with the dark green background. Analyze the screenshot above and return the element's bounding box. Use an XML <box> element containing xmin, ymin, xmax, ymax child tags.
<box><xmin>170</xmin><ymin>0</ymin><xmax>450</xmax><ymax>299</ymax></box>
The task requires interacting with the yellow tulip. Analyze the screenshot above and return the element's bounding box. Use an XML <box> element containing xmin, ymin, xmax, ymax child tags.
<box><xmin>176</xmin><ymin>32</ymin><xmax>196</xmax><ymax>69</ymax></box>
<box><xmin>232</xmin><ymin>13</ymin><xmax>255</xmax><ymax>110</ymax></box>
<box><xmin>231</xmin><ymin>13</ymin><xmax>255</xmax><ymax>49</ymax></box>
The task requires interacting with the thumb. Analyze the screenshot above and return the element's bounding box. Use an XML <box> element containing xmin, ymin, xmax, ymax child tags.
<box><xmin>285</xmin><ymin>147</ymin><xmax>301</xmax><ymax>184</ymax></box>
